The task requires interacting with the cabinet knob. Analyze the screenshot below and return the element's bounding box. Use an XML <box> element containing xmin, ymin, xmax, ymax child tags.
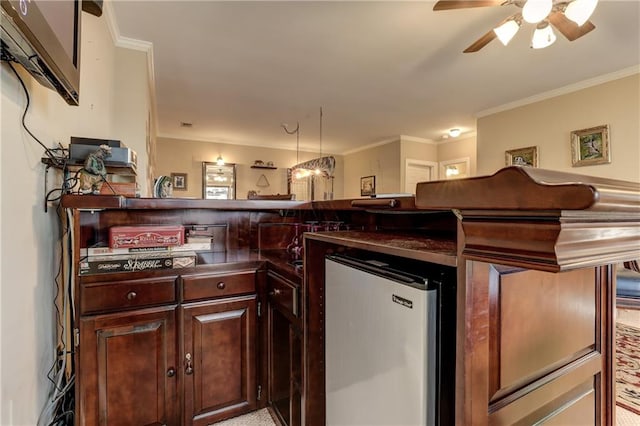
<box><xmin>126</xmin><ymin>291</ymin><xmax>137</xmax><ymax>301</ymax></box>
<box><xmin>166</xmin><ymin>368</ymin><xmax>176</xmax><ymax>378</ymax></box>
<box><xmin>217</xmin><ymin>281</ymin><xmax>226</xmax><ymax>290</ymax></box>
<box><xmin>269</xmin><ymin>288</ymin><xmax>282</xmax><ymax>296</ymax></box>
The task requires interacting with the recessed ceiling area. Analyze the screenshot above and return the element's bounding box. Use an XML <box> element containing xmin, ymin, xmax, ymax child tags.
<box><xmin>109</xmin><ymin>1</ymin><xmax>640</xmax><ymax>154</ymax></box>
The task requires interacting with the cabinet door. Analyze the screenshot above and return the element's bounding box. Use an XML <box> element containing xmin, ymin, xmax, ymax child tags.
<box><xmin>78</xmin><ymin>305</ymin><xmax>178</xmax><ymax>426</ymax></box>
<box><xmin>182</xmin><ymin>295</ymin><xmax>257</xmax><ymax>425</ymax></box>
<box><xmin>267</xmin><ymin>271</ymin><xmax>302</xmax><ymax>426</ymax></box>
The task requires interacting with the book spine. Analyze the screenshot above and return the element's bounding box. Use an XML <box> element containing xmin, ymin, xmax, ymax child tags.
<box><xmin>85</xmin><ymin>242</ymin><xmax>211</xmax><ymax>257</ymax></box>
<box><xmin>79</xmin><ymin>254</ymin><xmax>196</xmax><ymax>275</ymax></box>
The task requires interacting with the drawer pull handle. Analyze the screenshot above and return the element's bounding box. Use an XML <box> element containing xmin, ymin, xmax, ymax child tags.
<box><xmin>185</xmin><ymin>353</ymin><xmax>194</xmax><ymax>375</ymax></box>
<box><xmin>126</xmin><ymin>291</ymin><xmax>137</xmax><ymax>301</ymax></box>
<box><xmin>217</xmin><ymin>282</ymin><xmax>226</xmax><ymax>290</ymax></box>
<box><xmin>167</xmin><ymin>368</ymin><xmax>176</xmax><ymax>378</ymax></box>
<box><xmin>269</xmin><ymin>289</ymin><xmax>282</xmax><ymax>296</ymax></box>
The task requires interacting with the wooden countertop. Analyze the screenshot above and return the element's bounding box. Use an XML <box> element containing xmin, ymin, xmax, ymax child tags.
<box><xmin>305</xmin><ymin>230</ymin><xmax>457</xmax><ymax>267</ymax></box>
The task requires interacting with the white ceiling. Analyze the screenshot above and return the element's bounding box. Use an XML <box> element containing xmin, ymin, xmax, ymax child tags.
<box><xmin>109</xmin><ymin>1</ymin><xmax>640</xmax><ymax>154</ymax></box>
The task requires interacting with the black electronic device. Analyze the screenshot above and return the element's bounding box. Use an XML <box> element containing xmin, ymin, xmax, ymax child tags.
<box><xmin>70</xmin><ymin>137</ymin><xmax>122</xmax><ymax>148</ymax></box>
<box><xmin>1</xmin><ymin>0</ymin><xmax>82</xmax><ymax>105</ymax></box>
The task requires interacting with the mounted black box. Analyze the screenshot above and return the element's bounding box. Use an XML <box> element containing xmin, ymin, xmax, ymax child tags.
<box><xmin>70</xmin><ymin>137</ymin><xmax>122</xmax><ymax>148</ymax></box>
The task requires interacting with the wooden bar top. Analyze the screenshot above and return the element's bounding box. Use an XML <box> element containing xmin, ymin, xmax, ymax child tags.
<box><xmin>415</xmin><ymin>166</ymin><xmax>640</xmax><ymax>212</ymax></box>
<box><xmin>305</xmin><ymin>230</ymin><xmax>457</xmax><ymax>267</ymax></box>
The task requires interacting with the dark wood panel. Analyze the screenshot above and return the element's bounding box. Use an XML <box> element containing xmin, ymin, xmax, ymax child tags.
<box><xmin>182</xmin><ymin>295</ymin><xmax>257</xmax><ymax>425</ymax></box>
<box><xmin>78</xmin><ymin>305</ymin><xmax>178</xmax><ymax>426</ymax></box>
<box><xmin>463</xmin><ymin>261</ymin><xmax>610</xmax><ymax>425</ymax></box>
<box><xmin>182</xmin><ymin>269</ymin><xmax>256</xmax><ymax>301</ymax></box>
<box><xmin>81</xmin><ymin>276</ymin><xmax>177</xmax><ymax>314</ymax></box>
<box><xmin>495</xmin><ymin>268</ymin><xmax>596</xmax><ymax>398</ymax></box>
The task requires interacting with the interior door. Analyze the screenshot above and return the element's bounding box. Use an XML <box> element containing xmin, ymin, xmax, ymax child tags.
<box><xmin>405</xmin><ymin>159</ymin><xmax>437</xmax><ymax>194</ymax></box>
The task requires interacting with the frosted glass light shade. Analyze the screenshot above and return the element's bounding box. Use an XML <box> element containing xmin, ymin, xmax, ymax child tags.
<box><xmin>494</xmin><ymin>20</ymin><xmax>521</xmax><ymax>45</ymax></box>
<box><xmin>522</xmin><ymin>0</ymin><xmax>553</xmax><ymax>24</ymax></box>
<box><xmin>449</xmin><ymin>128</ymin><xmax>461</xmax><ymax>137</ymax></box>
<box><xmin>565</xmin><ymin>0</ymin><xmax>598</xmax><ymax>26</ymax></box>
<box><xmin>531</xmin><ymin>22</ymin><xmax>557</xmax><ymax>49</ymax></box>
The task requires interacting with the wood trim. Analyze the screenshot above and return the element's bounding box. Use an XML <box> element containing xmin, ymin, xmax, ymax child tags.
<box><xmin>416</xmin><ymin>166</ymin><xmax>640</xmax><ymax>212</ymax></box>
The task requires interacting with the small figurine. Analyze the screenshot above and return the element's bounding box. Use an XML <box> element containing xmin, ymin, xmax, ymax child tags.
<box><xmin>78</xmin><ymin>145</ymin><xmax>112</xmax><ymax>194</ymax></box>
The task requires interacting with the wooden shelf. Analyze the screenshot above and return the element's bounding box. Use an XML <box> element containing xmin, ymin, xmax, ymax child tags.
<box><xmin>42</xmin><ymin>157</ymin><xmax>137</xmax><ymax>176</ymax></box>
<box><xmin>250</xmin><ymin>165</ymin><xmax>277</xmax><ymax>170</ymax></box>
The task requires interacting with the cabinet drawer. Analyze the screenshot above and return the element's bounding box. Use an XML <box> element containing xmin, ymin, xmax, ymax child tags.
<box><xmin>182</xmin><ymin>270</ymin><xmax>256</xmax><ymax>301</ymax></box>
<box><xmin>81</xmin><ymin>277</ymin><xmax>177</xmax><ymax>314</ymax></box>
<box><xmin>268</xmin><ymin>271</ymin><xmax>299</xmax><ymax>317</ymax></box>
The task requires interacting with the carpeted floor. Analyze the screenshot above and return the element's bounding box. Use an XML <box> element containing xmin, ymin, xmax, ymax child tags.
<box><xmin>616</xmin><ymin>322</ymin><xmax>640</xmax><ymax>415</ymax></box>
<box><xmin>211</xmin><ymin>408</ymin><xmax>275</xmax><ymax>425</ymax></box>
<box><xmin>617</xmin><ymin>308</ymin><xmax>640</xmax><ymax>425</ymax></box>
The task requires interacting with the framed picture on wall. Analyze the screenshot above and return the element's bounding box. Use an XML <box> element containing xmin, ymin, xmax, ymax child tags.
<box><xmin>505</xmin><ymin>146</ymin><xmax>538</xmax><ymax>167</ymax></box>
<box><xmin>360</xmin><ymin>175</ymin><xmax>375</xmax><ymax>196</ymax></box>
<box><xmin>171</xmin><ymin>173</ymin><xmax>187</xmax><ymax>190</ymax></box>
<box><xmin>570</xmin><ymin>125</ymin><xmax>611</xmax><ymax>167</ymax></box>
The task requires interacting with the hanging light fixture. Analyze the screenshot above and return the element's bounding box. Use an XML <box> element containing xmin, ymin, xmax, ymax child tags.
<box><xmin>531</xmin><ymin>21</ymin><xmax>557</xmax><ymax>49</ymax></box>
<box><xmin>216</xmin><ymin>155</ymin><xmax>225</xmax><ymax>166</ymax></box>
<box><xmin>494</xmin><ymin>19</ymin><xmax>521</xmax><ymax>46</ymax></box>
<box><xmin>522</xmin><ymin>0</ymin><xmax>553</xmax><ymax>24</ymax></box>
<box><xmin>564</xmin><ymin>0</ymin><xmax>599</xmax><ymax>26</ymax></box>
<box><xmin>284</xmin><ymin>108</ymin><xmax>336</xmax><ymax>181</ymax></box>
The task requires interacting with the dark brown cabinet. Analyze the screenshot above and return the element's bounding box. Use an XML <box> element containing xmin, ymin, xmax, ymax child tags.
<box><xmin>76</xmin><ymin>268</ymin><xmax>260</xmax><ymax>426</ymax></box>
<box><xmin>78</xmin><ymin>304</ymin><xmax>178</xmax><ymax>426</ymax></box>
<box><xmin>267</xmin><ymin>271</ymin><xmax>302</xmax><ymax>426</ymax></box>
<box><xmin>182</xmin><ymin>295</ymin><xmax>258</xmax><ymax>425</ymax></box>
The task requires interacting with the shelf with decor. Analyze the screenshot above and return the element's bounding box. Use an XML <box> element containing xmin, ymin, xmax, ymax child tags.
<box><xmin>250</xmin><ymin>165</ymin><xmax>278</xmax><ymax>170</ymax></box>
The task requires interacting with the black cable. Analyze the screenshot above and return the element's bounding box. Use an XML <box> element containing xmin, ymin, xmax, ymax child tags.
<box><xmin>6</xmin><ymin>62</ymin><xmax>65</xmax><ymax>165</ymax></box>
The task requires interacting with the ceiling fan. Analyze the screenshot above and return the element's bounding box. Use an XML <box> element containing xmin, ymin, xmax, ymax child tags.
<box><xmin>433</xmin><ymin>0</ymin><xmax>598</xmax><ymax>52</ymax></box>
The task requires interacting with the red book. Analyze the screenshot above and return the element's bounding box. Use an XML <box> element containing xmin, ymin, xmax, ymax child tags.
<box><xmin>109</xmin><ymin>225</ymin><xmax>185</xmax><ymax>249</ymax></box>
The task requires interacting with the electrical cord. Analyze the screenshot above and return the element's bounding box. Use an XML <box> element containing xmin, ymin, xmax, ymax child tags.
<box><xmin>6</xmin><ymin>62</ymin><xmax>67</xmax><ymax>166</ymax></box>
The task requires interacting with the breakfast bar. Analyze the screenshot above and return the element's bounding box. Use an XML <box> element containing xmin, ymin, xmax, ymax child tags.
<box><xmin>61</xmin><ymin>166</ymin><xmax>640</xmax><ymax>425</ymax></box>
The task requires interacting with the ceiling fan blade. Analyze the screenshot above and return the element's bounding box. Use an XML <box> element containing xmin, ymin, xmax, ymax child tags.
<box><xmin>433</xmin><ymin>1</ymin><xmax>505</xmax><ymax>11</ymax></box>
<box><xmin>463</xmin><ymin>29</ymin><xmax>497</xmax><ymax>53</ymax></box>
<box><xmin>548</xmin><ymin>11</ymin><xmax>595</xmax><ymax>41</ymax></box>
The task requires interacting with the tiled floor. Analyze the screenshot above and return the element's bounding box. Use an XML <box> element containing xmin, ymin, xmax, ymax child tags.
<box><xmin>216</xmin><ymin>309</ymin><xmax>640</xmax><ymax>425</ymax></box>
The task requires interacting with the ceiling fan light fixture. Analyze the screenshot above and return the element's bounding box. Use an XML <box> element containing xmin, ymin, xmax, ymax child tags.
<box><xmin>531</xmin><ymin>21</ymin><xmax>557</xmax><ymax>49</ymax></box>
<box><xmin>494</xmin><ymin>20</ymin><xmax>521</xmax><ymax>46</ymax></box>
<box><xmin>564</xmin><ymin>0</ymin><xmax>599</xmax><ymax>26</ymax></box>
<box><xmin>522</xmin><ymin>0</ymin><xmax>553</xmax><ymax>24</ymax></box>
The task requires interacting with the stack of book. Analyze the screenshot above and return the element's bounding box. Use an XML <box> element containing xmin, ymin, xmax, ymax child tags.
<box><xmin>80</xmin><ymin>225</ymin><xmax>205</xmax><ymax>275</ymax></box>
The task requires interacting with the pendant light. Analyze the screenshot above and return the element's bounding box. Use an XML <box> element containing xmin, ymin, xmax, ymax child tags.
<box><xmin>531</xmin><ymin>21</ymin><xmax>557</xmax><ymax>49</ymax></box>
<box><xmin>494</xmin><ymin>19</ymin><xmax>521</xmax><ymax>46</ymax></box>
<box><xmin>564</xmin><ymin>0</ymin><xmax>599</xmax><ymax>26</ymax></box>
<box><xmin>522</xmin><ymin>0</ymin><xmax>552</xmax><ymax>24</ymax></box>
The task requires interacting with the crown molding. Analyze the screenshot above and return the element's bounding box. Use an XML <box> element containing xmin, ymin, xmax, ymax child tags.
<box><xmin>477</xmin><ymin>65</ymin><xmax>640</xmax><ymax>118</ymax></box>
<box><xmin>157</xmin><ymin>134</ymin><xmax>334</xmax><ymax>156</ymax></box>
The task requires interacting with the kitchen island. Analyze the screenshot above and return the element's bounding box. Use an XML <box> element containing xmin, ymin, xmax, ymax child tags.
<box><xmin>60</xmin><ymin>166</ymin><xmax>639</xmax><ymax>425</ymax></box>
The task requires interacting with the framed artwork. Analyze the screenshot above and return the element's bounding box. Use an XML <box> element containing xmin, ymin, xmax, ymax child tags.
<box><xmin>360</xmin><ymin>175</ymin><xmax>375</xmax><ymax>196</ymax></box>
<box><xmin>505</xmin><ymin>146</ymin><xmax>538</xmax><ymax>167</ymax></box>
<box><xmin>570</xmin><ymin>124</ymin><xmax>611</xmax><ymax>167</ymax></box>
<box><xmin>171</xmin><ymin>172</ymin><xmax>187</xmax><ymax>190</ymax></box>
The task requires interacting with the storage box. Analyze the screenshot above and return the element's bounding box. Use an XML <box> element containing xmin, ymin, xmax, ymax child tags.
<box><xmin>110</xmin><ymin>225</ymin><xmax>185</xmax><ymax>249</ymax></box>
<box><xmin>79</xmin><ymin>251</ymin><xmax>196</xmax><ymax>275</ymax></box>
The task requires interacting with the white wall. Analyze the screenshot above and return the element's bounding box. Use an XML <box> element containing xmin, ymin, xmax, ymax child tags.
<box><xmin>0</xmin><ymin>10</ymin><xmax>149</xmax><ymax>425</ymax></box>
<box><xmin>477</xmin><ymin>72</ymin><xmax>640</xmax><ymax>182</ymax></box>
